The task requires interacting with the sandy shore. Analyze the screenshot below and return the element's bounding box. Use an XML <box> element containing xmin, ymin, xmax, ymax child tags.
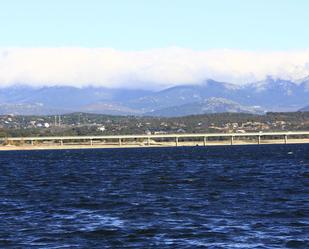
<box><xmin>0</xmin><ymin>138</ymin><xmax>308</xmax><ymax>151</ymax></box>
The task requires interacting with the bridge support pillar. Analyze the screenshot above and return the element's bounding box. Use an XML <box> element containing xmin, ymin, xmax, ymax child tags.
<box><xmin>231</xmin><ymin>136</ymin><xmax>234</xmax><ymax>145</ymax></box>
<box><xmin>284</xmin><ymin>135</ymin><xmax>288</xmax><ymax>144</ymax></box>
<box><xmin>31</xmin><ymin>140</ymin><xmax>34</xmax><ymax>146</ymax></box>
<box><xmin>258</xmin><ymin>136</ymin><xmax>261</xmax><ymax>145</ymax></box>
<box><xmin>203</xmin><ymin>137</ymin><xmax>207</xmax><ymax>146</ymax></box>
<box><xmin>60</xmin><ymin>140</ymin><xmax>63</xmax><ymax>146</ymax></box>
<box><xmin>175</xmin><ymin>137</ymin><xmax>179</xmax><ymax>146</ymax></box>
<box><xmin>147</xmin><ymin>137</ymin><xmax>151</xmax><ymax>146</ymax></box>
<box><xmin>119</xmin><ymin>138</ymin><xmax>122</xmax><ymax>146</ymax></box>
<box><xmin>90</xmin><ymin>139</ymin><xmax>93</xmax><ymax>146</ymax></box>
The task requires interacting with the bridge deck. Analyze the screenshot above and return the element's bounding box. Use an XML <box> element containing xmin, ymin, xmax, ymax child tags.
<box><xmin>1</xmin><ymin>131</ymin><xmax>309</xmax><ymax>142</ymax></box>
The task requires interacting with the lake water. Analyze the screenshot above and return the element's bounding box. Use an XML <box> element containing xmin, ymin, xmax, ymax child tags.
<box><xmin>0</xmin><ymin>144</ymin><xmax>308</xmax><ymax>248</ymax></box>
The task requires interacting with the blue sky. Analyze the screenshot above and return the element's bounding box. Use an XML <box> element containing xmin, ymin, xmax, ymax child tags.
<box><xmin>1</xmin><ymin>0</ymin><xmax>308</xmax><ymax>50</ymax></box>
<box><xmin>1</xmin><ymin>1</ymin><xmax>309</xmax><ymax>88</ymax></box>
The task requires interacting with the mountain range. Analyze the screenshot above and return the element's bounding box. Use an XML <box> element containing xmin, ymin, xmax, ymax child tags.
<box><xmin>300</xmin><ymin>105</ymin><xmax>309</xmax><ymax>112</ymax></box>
<box><xmin>0</xmin><ymin>76</ymin><xmax>308</xmax><ymax>116</ymax></box>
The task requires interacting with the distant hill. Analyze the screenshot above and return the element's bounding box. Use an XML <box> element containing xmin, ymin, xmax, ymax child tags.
<box><xmin>0</xmin><ymin>103</ymin><xmax>70</xmax><ymax>115</ymax></box>
<box><xmin>145</xmin><ymin>97</ymin><xmax>263</xmax><ymax>117</ymax></box>
<box><xmin>0</xmin><ymin>86</ymin><xmax>150</xmax><ymax>115</ymax></box>
<box><xmin>128</xmin><ymin>77</ymin><xmax>309</xmax><ymax>112</ymax></box>
<box><xmin>0</xmin><ymin>76</ymin><xmax>308</xmax><ymax>116</ymax></box>
<box><xmin>299</xmin><ymin>105</ymin><xmax>309</xmax><ymax>111</ymax></box>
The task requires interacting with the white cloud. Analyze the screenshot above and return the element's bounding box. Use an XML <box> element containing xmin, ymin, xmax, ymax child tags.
<box><xmin>1</xmin><ymin>47</ymin><xmax>309</xmax><ymax>89</ymax></box>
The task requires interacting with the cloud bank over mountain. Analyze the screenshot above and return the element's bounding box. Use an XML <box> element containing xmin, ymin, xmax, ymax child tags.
<box><xmin>1</xmin><ymin>47</ymin><xmax>309</xmax><ymax>89</ymax></box>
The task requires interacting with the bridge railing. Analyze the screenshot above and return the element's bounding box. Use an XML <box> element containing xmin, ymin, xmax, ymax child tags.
<box><xmin>1</xmin><ymin>131</ymin><xmax>309</xmax><ymax>146</ymax></box>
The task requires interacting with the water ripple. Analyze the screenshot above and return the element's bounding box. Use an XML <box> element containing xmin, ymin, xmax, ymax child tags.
<box><xmin>0</xmin><ymin>144</ymin><xmax>308</xmax><ymax>248</ymax></box>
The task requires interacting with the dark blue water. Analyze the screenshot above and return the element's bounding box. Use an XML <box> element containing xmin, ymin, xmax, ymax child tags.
<box><xmin>0</xmin><ymin>145</ymin><xmax>308</xmax><ymax>248</ymax></box>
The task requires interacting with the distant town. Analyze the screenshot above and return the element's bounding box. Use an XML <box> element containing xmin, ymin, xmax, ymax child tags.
<box><xmin>0</xmin><ymin>112</ymin><xmax>308</xmax><ymax>137</ymax></box>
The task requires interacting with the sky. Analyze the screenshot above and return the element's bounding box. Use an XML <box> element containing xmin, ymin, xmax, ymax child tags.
<box><xmin>1</xmin><ymin>0</ymin><xmax>309</xmax><ymax>88</ymax></box>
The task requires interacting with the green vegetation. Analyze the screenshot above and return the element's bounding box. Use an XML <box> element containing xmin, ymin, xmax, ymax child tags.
<box><xmin>0</xmin><ymin>112</ymin><xmax>308</xmax><ymax>137</ymax></box>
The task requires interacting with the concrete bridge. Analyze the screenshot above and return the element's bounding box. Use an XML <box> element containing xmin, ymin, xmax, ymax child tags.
<box><xmin>1</xmin><ymin>131</ymin><xmax>309</xmax><ymax>147</ymax></box>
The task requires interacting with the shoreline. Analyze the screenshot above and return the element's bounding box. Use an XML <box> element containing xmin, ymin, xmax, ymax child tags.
<box><xmin>1</xmin><ymin>138</ymin><xmax>309</xmax><ymax>151</ymax></box>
